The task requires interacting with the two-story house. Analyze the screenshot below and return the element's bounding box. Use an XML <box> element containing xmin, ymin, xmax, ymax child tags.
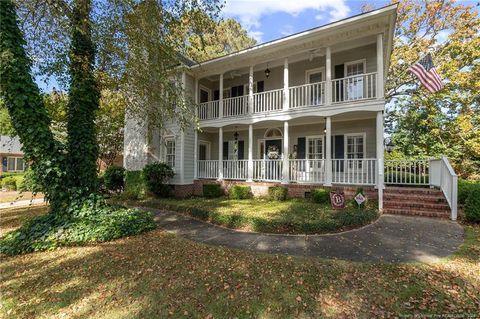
<box><xmin>124</xmin><ymin>4</ymin><xmax>459</xmax><ymax>220</ymax></box>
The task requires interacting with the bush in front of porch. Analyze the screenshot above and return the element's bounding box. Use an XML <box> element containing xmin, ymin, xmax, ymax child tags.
<box><xmin>129</xmin><ymin>197</ymin><xmax>378</xmax><ymax>234</ymax></box>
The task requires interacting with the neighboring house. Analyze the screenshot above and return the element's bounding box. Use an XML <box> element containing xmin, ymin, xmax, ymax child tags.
<box><xmin>124</xmin><ymin>4</ymin><xmax>458</xmax><ymax>220</ymax></box>
<box><xmin>0</xmin><ymin>135</ymin><xmax>25</xmax><ymax>175</ymax></box>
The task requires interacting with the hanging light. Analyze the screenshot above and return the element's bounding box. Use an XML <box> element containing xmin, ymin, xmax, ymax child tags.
<box><xmin>264</xmin><ymin>63</ymin><xmax>270</xmax><ymax>78</ymax></box>
<box><xmin>233</xmin><ymin>127</ymin><xmax>239</xmax><ymax>141</ymax></box>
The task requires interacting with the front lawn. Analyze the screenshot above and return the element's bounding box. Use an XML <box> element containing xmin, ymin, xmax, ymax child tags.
<box><xmin>122</xmin><ymin>197</ymin><xmax>378</xmax><ymax>234</ymax></box>
<box><xmin>1</xmin><ymin>206</ymin><xmax>479</xmax><ymax>318</ymax></box>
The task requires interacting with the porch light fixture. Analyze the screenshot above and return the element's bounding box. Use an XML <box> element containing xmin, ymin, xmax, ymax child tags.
<box><xmin>233</xmin><ymin>127</ymin><xmax>239</xmax><ymax>141</ymax></box>
<box><xmin>264</xmin><ymin>63</ymin><xmax>270</xmax><ymax>78</ymax></box>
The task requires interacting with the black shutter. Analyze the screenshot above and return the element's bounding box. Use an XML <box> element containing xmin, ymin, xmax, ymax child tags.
<box><xmin>223</xmin><ymin>141</ymin><xmax>229</xmax><ymax>160</ymax></box>
<box><xmin>214</xmin><ymin>90</ymin><xmax>219</xmax><ymax>100</ymax></box>
<box><xmin>257</xmin><ymin>81</ymin><xmax>264</xmax><ymax>93</ymax></box>
<box><xmin>297</xmin><ymin>137</ymin><xmax>306</xmax><ymax>159</ymax></box>
<box><xmin>238</xmin><ymin>85</ymin><xmax>244</xmax><ymax>96</ymax></box>
<box><xmin>231</xmin><ymin>86</ymin><xmax>238</xmax><ymax>97</ymax></box>
<box><xmin>334</xmin><ymin>64</ymin><xmax>345</xmax><ymax>102</ymax></box>
<box><xmin>238</xmin><ymin>141</ymin><xmax>245</xmax><ymax>160</ymax></box>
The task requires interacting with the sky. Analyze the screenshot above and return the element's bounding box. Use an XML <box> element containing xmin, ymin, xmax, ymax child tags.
<box><xmin>221</xmin><ymin>0</ymin><xmax>391</xmax><ymax>44</ymax></box>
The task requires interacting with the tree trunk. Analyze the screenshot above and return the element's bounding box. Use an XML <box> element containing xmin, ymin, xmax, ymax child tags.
<box><xmin>66</xmin><ymin>0</ymin><xmax>100</xmax><ymax>196</ymax></box>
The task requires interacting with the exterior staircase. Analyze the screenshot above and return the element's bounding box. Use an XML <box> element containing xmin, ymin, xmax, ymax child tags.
<box><xmin>383</xmin><ymin>186</ymin><xmax>451</xmax><ymax>218</ymax></box>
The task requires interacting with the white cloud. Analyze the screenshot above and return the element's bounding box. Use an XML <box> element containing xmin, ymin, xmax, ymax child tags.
<box><xmin>315</xmin><ymin>14</ymin><xmax>324</xmax><ymax>21</ymax></box>
<box><xmin>249</xmin><ymin>30</ymin><xmax>264</xmax><ymax>43</ymax></box>
<box><xmin>223</xmin><ymin>0</ymin><xmax>351</xmax><ymax>29</ymax></box>
<box><xmin>280</xmin><ymin>24</ymin><xmax>294</xmax><ymax>36</ymax></box>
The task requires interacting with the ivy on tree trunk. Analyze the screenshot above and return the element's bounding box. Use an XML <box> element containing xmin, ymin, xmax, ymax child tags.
<box><xmin>67</xmin><ymin>0</ymin><xmax>100</xmax><ymax>196</ymax></box>
<box><xmin>0</xmin><ymin>0</ymin><xmax>67</xmax><ymax>211</ymax></box>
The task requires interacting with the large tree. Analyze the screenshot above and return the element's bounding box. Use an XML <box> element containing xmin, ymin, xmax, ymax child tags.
<box><xmin>379</xmin><ymin>0</ymin><xmax>480</xmax><ymax>178</ymax></box>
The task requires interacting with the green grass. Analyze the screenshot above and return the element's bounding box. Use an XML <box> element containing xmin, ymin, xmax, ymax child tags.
<box><xmin>1</xmin><ymin>206</ymin><xmax>479</xmax><ymax>318</ymax></box>
<box><xmin>121</xmin><ymin>197</ymin><xmax>378</xmax><ymax>234</ymax></box>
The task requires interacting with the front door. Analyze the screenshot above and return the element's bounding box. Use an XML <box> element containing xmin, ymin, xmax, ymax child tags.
<box><xmin>264</xmin><ymin>139</ymin><xmax>282</xmax><ymax>158</ymax></box>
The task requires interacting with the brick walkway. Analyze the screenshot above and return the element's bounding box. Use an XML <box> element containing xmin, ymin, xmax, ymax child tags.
<box><xmin>140</xmin><ymin>207</ymin><xmax>464</xmax><ymax>263</ymax></box>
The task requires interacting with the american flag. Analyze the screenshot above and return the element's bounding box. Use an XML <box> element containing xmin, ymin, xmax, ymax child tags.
<box><xmin>408</xmin><ymin>53</ymin><xmax>444</xmax><ymax>93</ymax></box>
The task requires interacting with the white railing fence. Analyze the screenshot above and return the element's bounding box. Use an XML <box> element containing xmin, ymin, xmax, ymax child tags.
<box><xmin>198</xmin><ymin>101</ymin><xmax>219</xmax><ymax>120</ymax></box>
<box><xmin>384</xmin><ymin>159</ymin><xmax>430</xmax><ymax>185</ymax></box>
<box><xmin>197</xmin><ymin>160</ymin><xmax>218</xmax><ymax>179</ymax></box>
<box><xmin>223</xmin><ymin>160</ymin><xmax>248</xmax><ymax>180</ymax></box>
<box><xmin>332</xmin><ymin>72</ymin><xmax>377</xmax><ymax>103</ymax></box>
<box><xmin>253</xmin><ymin>89</ymin><xmax>283</xmax><ymax>113</ymax></box>
<box><xmin>253</xmin><ymin>159</ymin><xmax>283</xmax><ymax>181</ymax></box>
<box><xmin>223</xmin><ymin>96</ymin><xmax>248</xmax><ymax>118</ymax></box>
<box><xmin>429</xmin><ymin>157</ymin><xmax>458</xmax><ymax>220</ymax></box>
<box><xmin>288</xmin><ymin>159</ymin><xmax>325</xmax><ymax>183</ymax></box>
<box><xmin>289</xmin><ymin>82</ymin><xmax>325</xmax><ymax>108</ymax></box>
<box><xmin>332</xmin><ymin>159</ymin><xmax>377</xmax><ymax>185</ymax></box>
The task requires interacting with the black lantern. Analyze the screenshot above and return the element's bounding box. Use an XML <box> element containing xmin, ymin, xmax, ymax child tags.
<box><xmin>264</xmin><ymin>63</ymin><xmax>270</xmax><ymax>78</ymax></box>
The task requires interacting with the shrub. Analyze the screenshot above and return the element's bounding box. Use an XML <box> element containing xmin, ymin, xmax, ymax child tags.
<box><xmin>104</xmin><ymin>165</ymin><xmax>126</xmax><ymax>193</ymax></box>
<box><xmin>0</xmin><ymin>198</ymin><xmax>157</xmax><ymax>255</ymax></box>
<box><xmin>229</xmin><ymin>185</ymin><xmax>252</xmax><ymax>199</ymax></box>
<box><xmin>458</xmin><ymin>179</ymin><xmax>480</xmax><ymax>206</ymax></box>
<box><xmin>464</xmin><ymin>188</ymin><xmax>480</xmax><ymax>223</ymax></box>
<box><xmin>1</xmin><ymin>176</ymin><xmax>17</xmax><ymax>191</ymax></box>
<box><xmin>142</xmin><ymin>162</ymin><xmax>174</xmax><ymax>197</ymax></box>
<box><xmin>203</xmin><ymin>184</ymin><xmax>223</xmax><ymax>198</ymax></box>
<box><xmin>311</xmin><ymin>188</ymin><xmax>330</xmax><ymax>204</ymax></box>
<box><xmin>18</xmin><ymin>169</ymin><xmax>42</xmax><ymax>192</ymax></box>
<box><xmin>268</xmin><ymin>186</ymin><xmax>288</xmax><ymax>201</ymax></box>
<box><xmin>124</xmin><ymin>171</ymin><xmax>145</xmax><ymax>199</ymax></box>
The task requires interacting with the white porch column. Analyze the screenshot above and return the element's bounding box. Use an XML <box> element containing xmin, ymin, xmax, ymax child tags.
<box><xmin>283</xmin><ymin>58</ymin><xmax>289</xmax><ymax>111</ymax></box>
<box><xmin>248</xmin><ymin>66</ymin><xmax>254</xmax><ymax>114</ymax></box>
<box><xmin>325</xmin><ymin>47</ymin><xmax>332</xmax><ymax>105</ymax></box>
<box><xmin>194</xmin><ymin>129</ymin><xmax>198</xmax><ymax>179</ymax></box>
<box><xmin>219</xmin><ymin>73</ymin><xmax>224</xmax><ymax>118</ymax></box>
<box><xmin>325</xmin><ymin>117</ymin><xmax>332</xmax><ymax>186</ymax></box>
<box><xmin>194</xmin><ymin>77</ymin><xmax>199</xmax><ymax>118</ymax></box>
<box><xmin>218</xmin><ymin>127</ymin><xmax>223</xmax><ymax>180</ymax></box>
<box><xmin>376</xmin><ymin>33</ymin><xmax>384</xmax><ymax>99</ymax></box>
<box><xmin>376</xmin><ymin>111</ymin><xmax>385</xmax><ymax>210</ymax></box>
<box><xmin>282</xmin><ymin>121</ymin><xmax>289</xmax><ymax>183</ymax></box>
<box><xmin>247</xmin><ymin>124</ymin><xmax>253</xmax><ymax>182</ymax></box>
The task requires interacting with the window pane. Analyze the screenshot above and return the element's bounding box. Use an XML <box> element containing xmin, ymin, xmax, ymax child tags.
<box><xmin>16</xmin><ymin>158</ymin><xmax>24</xmax><ymax>171</ymax></box>
<box><xmin>7</xmin><ymin>158</ymin><xmax>15</xmax><ymax>171</ymax></box>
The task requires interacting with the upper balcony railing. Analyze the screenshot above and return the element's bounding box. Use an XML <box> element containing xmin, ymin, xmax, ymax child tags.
<box><xmin>198</xmin><ymin>72</ymin><xmax>378</xmax><ymax>121</ymax></box>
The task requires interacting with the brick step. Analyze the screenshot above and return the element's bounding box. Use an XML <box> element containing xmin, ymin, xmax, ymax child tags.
<box><xmin>383</xmin><ymin>194</ymin><xmax>447</xmax><ymax>204</ymax></box>
<box><xmin>383</xmin><ymin>208</ymin><xmax>451</xmax><ymax>219</ymax></box>
<box><xmin>384</xmin><ymin>201</ymin><xmax>450</xmax><ymax>211</ymax></box>
<box><xmin>384</xmin><ymin>187</ymin><xmax>442</xmax><ymax>196</ymax></box>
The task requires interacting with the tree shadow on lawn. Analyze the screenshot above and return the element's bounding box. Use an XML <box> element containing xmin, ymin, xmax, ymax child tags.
<box><xmin>1</xmin><ymin>226</ymin><xmax>479</xmax><ymax>318</ymax></box>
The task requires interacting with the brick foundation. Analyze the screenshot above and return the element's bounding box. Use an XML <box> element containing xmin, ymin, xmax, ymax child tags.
<box><xmin>192</xmin><ymin>179</ymin><xmax>378</xmax><ymax>200</ymax></box>
<box><xmin>173</xmin><ymin>184</ymin><xmax>195</xmax><ymax>199</ymax></box>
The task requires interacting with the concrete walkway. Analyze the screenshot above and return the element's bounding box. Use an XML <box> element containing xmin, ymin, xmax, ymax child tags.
<box><xmin>143</xmin><ymin>207</ymin><xmax>464</xmax><ymax>263</ymax></box>
<box><xmin>0</xmin><ymin>198</ymin><xmax>45</xmax><ymax>210</ymax></box>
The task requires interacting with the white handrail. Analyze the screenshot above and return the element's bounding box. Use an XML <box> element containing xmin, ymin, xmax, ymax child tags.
<box><xmin>197</xmin><ymin>160</ymin><xmax>218</xmax><ymax>179</ymax></box>
<box><xmin>332</xmin><ymin>159</ymin><xmax>377</xmax><ymax>185</ymax></box>
<box><xmin>430</xmin><ymin>156</ymin><xmax>458</xmax><ymax>220</ymax></box>
<box><xmin>223</xmin><ymin>96</ymin><xmax>248</xmax><ymax>118</ymax></box>
<box><xmin>222</xmin><ymin>160</ymin><xmax>248</xmax><ymax>180</ymax></box>
<box><xmin>289</xmin><ymin>82</ymin><xmax>325</xmax><ymax>108</ymax></box>
<box><xmin>198</xmin><ymin>101</ymin><xmax>219</xmax><ymax>120</ymax></box>
<box><xmin>288</xmin><ymin>159</ymin><xmax>325</xmax><ymax>183</ymax></box>
<box><xmin>384</xmin><ymin>159</ymin><xmax>430</xmax><ymax>185</ymax></box>
<box><xmin>332</xmin><ymin>72</ymin><xmax>377</xmax><ymax>103</ymax></box>
<box><xmin>252</xmin><ymin>159</ymin><xmax>283</xmax><ymax>181</ymax></box>
<box><xmin>253</xmin><ymin>89</ymin><xmax>283</xmax><ymax>113</ymax></box>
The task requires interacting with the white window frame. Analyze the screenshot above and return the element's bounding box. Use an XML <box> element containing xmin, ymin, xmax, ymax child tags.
<box><xmin>243</xmin><ymin>81</ymin><xmax>261</xmax><ymax>94</ymax></box>
<box><xmin>5</xmin><ymin>156</ymin><xmax>25</xmax><ymax>172</ymax></box>
<box><xmin>164</xmin><ymin>137</ymin><xmax>176</xmax><ymax>169</ymax></box>
<box><xmin>305</xmin><ymin>67</ymin><xmax>326</xmax><ymax>83</ymax></box>
<box><xmin>306</xmin><ymin>135</ymin><xmax>325</xmax><ymax>173</ymax></box>
<box><xmin>199</xmin><ymin>85</ymin><xmax>211</xmax><ymax>103</ymax></box>
<box><xmin>344</xmin><ymin>59</ymin><xmax>366</xmax><ymax>77</ymax></box>
<box><xmin>344</xmin><ymin>133</ymin><xmax>366</xmax><ymax>172</ymax></box>
<box><xmin>198</xmin><ymin>140</ymin><xmax>211</xmax><ymax>160</ymax></box>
